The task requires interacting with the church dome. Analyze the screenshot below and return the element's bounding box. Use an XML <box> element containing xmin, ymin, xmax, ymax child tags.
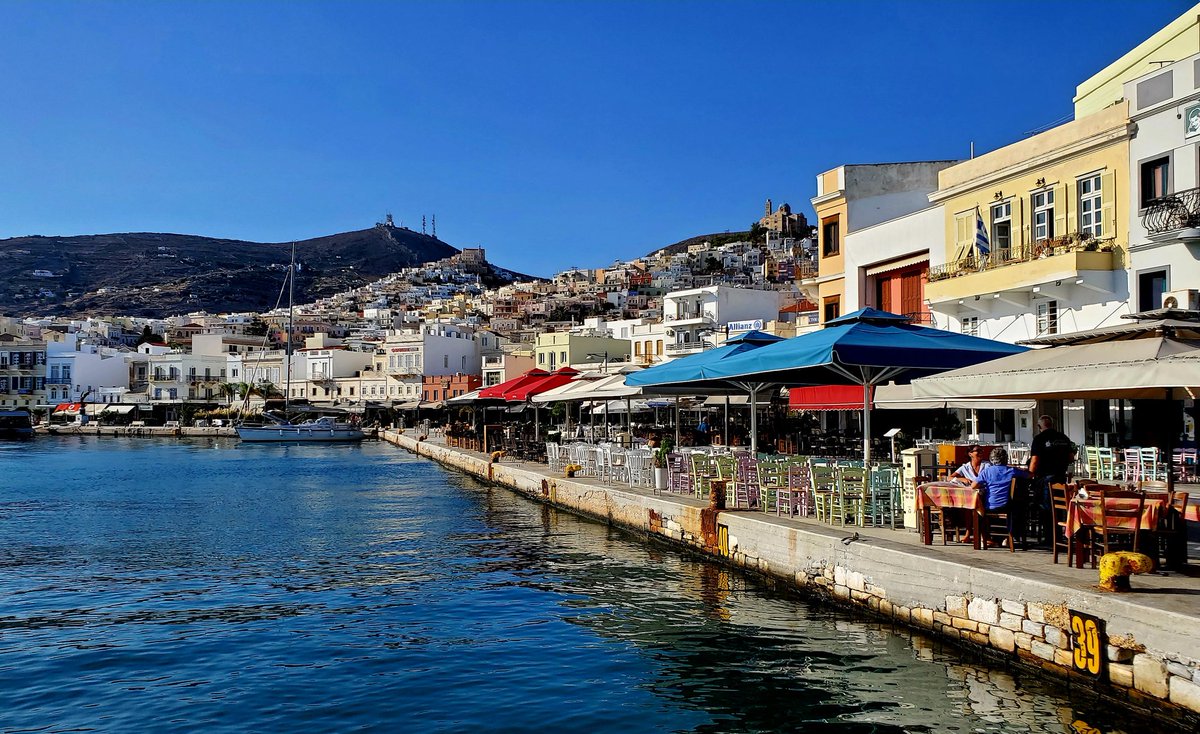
<box><xmin>778</xmin><ymin>203</ymin><xmax>791</xmax><ymax>213</ymax></box>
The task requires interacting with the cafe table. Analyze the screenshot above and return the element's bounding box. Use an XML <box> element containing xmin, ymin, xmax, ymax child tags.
<box><xmin>1065</xmin><ymin>491</ymin><xmax>1169</xmax><ymax>569</ymax></box>
<box><xmin>917</xmin><ymin>481</ymin><xmax>983</xmax><ymax>550</ymax></box>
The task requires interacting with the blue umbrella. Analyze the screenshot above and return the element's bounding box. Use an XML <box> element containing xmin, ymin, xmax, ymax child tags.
<box><xmin>626</xmin><ymin>329</ymin><xmax>785</xmax><ymax>452</ymax></box>
<box><xmin>699</xmin><ymin>308</ymin><xmax>1028</xmax><ymax>462</ymax></box>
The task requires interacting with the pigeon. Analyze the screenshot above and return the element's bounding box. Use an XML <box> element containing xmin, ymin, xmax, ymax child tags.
<box><xmin>841</xmin><ymin>532</ymin><xmax>861</xmax><ymax>545</ymax></box>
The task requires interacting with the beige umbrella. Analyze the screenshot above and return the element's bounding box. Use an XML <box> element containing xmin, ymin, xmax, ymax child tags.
<box><xmin>910</xmin><ymin>336</ymin><xmax>1200</xmax><ymax>401</ymax></box>
<box><xmin>912</xmin><ymin>310</ymin><xmax>1200</xmax><ymax>490</ymax></box>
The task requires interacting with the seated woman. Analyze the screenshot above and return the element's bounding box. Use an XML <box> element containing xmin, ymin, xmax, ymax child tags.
<box><xmin>951</xmin><ymin>445</ymin><xmax>990</xmax><ymax>485</ymax></box>
<box><xmin>970</xmin><ymin>447</ymin><xmax>1031</xmax><ymax>544</ymax></box>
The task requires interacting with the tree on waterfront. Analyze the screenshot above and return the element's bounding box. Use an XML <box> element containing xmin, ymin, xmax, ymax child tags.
<box><xmin>251</xmin><ymin>381</ymin><xmax>282</xmax><ymax>400</ymax></box>
<box><xmin>217</xmin><ymin>382</ymin><xmax>238</xmax><ymax>406</ymax></box>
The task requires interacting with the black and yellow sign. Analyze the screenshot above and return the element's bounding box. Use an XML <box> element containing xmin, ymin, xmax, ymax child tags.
<box><xmin>1069</xmin><ymin>609</ymin><xmax>1106</xmax><ymax>677</ymax></box>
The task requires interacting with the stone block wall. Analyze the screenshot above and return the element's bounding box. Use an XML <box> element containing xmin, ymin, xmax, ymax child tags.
<box><xmin>385</xmin><ymin>432</ymin><xmax>1200</xmax><ymax>720</ymax></box>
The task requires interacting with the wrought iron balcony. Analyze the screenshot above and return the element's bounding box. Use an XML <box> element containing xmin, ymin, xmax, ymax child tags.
<box><xmin>1142</xmin><ymin>187</ymin><xmax>1200</xmax><ymax>234</ymax></box>
<box><xmin>926</xmin><ymin>233</ymin><xmax>1116</xmax><ymax>283</ymax></box>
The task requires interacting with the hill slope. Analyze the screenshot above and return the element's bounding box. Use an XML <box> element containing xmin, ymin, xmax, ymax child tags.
<box><xmin>0</xmin><ymin>225</ymin><xmax>462</xmax><ymax>317</ymax></box>
<box><xmin>648</xmin><ymin>230</ymin><xmax>752</xmax><ymax>258</ymax></box>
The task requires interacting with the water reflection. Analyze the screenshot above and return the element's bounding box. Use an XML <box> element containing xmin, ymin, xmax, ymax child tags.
<box><xmin>0</xmin><ymin>439</ymin><xmax>1150</xmax><ymax>732</ymax></box>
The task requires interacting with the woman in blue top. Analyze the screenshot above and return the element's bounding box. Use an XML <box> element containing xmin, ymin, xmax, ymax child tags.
<box><xmin>971</xmin><ymin>447</ymin><xmax>1031</xmax><ymax>512</ymax></box>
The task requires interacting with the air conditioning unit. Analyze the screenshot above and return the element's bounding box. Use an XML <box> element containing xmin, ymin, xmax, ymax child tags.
<box><xmin>1162</xmin><ymin>289</ymin><xmax>1200</xmax><ymax>310</ymax></box>
<box><xmin>665</xmin><ymin>328</ymin><xmax>675</xmax><ymax>337</ymax></box>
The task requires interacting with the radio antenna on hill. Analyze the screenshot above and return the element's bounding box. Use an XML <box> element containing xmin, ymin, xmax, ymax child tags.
<box><xmin>422</xmin><ymin>215</ymin><xmax>427</xmax><ymax>235</ymax></box>
<box><xmin>432</xmin><ymin>214</ymin><xmax>436</xmax><ymax>239</ymax></box>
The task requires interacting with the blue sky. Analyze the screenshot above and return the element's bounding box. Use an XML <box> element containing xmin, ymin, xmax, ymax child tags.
<box><xmin>0</xmin><ymin>0</ymin><xmax>1192</xmax><ymax>277</ymax></box>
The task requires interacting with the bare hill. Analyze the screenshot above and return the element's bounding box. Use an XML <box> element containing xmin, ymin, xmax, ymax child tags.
<box><xmin>0</xmin><ymin>225</ymin><xmax>468</xmax><ymax>317</ymax></box>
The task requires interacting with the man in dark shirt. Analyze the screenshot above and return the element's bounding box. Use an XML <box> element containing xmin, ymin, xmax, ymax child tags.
<box><xmin>1029</xmin><ymin>415</ymin><xmax>1074</xmax><ymax>543</ymax></box>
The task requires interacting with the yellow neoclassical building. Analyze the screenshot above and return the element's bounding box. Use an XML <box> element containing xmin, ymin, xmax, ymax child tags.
<box><xmin>924</xmin><ymin>101</ymin><xmax>1133</xmax><ymax>342</ymax></box>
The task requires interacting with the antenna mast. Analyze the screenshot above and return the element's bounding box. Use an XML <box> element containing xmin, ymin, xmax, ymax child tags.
<box><xmin>285</xmin><ymin>242</ymin><xmax>295</xmax><ymax>417</ymax></box>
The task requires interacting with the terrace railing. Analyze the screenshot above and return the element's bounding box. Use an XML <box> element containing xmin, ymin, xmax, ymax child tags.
<box><xmin>1142</xmin><ymin>187</ymin><xmax>1200</xmax><ymax>234</ymax></box>
<box><xmin>926</xmin><ymin>233</ymin><xmax>1117</xmax><ymax>284</ymax></box>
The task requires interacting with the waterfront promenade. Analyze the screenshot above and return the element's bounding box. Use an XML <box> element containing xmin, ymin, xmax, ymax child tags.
<box><xmin>383</xmin><ymin>430</ymin><xmax>1200</xmax><ymax>722</ymax></box>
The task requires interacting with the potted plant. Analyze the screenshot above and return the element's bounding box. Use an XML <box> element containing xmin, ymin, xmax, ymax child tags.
<box><xmin>653</xmin><ymin>436</ymin><xmax>674</xmax><ymax>491</ymax></box>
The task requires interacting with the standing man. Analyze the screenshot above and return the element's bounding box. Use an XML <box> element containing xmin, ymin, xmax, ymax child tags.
<box><xmin>1028</xmin><ymin>415</ymin><xmax>1074</xmax><ymax>543</ymax></box>
<box><xmin>694</xmin><ymin>415</ymin><xmax>710</xmax><ymax>446</ymax></box>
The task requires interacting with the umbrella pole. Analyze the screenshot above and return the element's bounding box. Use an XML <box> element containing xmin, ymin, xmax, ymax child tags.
<box><xmin>626</xmin><ymin>396</ymin><xmax>631</xmax><ymax>437</ymax></box>
<box><xmin>535</xmin><ymin>404</ymin><xmax>540</xmax><ymax>441</ymax></box>
<box><xmin>862</xmin><ymin>382</ymin><xmax>871</xmax><ymax>465</ymax></box>
<box><xmin>725</xmin><ymin>395</ymin><xmax>730</xmax><ymax>447</ymax></box>
<box><xmin>675</xmin><ymin>396</ymin><xmax>680</xmax><ymax>447</ymax></box>
<box><xmin>749</xmin><ymin>385</ymin><xmax>759</xmax><ymax>455</ymax></box>
<box><xmin>1166</xmin><ymin>388</ymin><xmax>1175</xmax><ymax>494</ymax></box>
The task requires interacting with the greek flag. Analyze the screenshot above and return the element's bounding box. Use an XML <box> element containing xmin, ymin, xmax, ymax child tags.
<box><xmin>975</xmin><ymin>209</ymin><xmax>990</xmax><ymax>257</ymax></box>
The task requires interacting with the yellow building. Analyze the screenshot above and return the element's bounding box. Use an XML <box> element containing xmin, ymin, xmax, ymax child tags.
<box><xmin>925</xmin><ymin>102</ymin><xmax>1132</xmax><ymax>342</ymax></box>
<box><xmin>1074</xmin><ymin>3</ymin><xmax>1200</xmax><ymax>119</ymax></box>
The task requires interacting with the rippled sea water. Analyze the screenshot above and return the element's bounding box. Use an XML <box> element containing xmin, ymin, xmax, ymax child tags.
<box><xmin>0</xmin><ymin>438</ymin><xmax>1145</xmax><ymax>733</ymax></box>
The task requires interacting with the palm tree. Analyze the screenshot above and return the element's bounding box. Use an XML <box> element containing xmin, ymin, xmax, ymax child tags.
<box><xmin>217</xmin><ymin>382</ymin><xmax>237</xmax><ymax>407</ymax></box>
<box><xmin>251</xmin><ymin>381</ymin><xmax>281</xmax><ymax>400</ymax></box>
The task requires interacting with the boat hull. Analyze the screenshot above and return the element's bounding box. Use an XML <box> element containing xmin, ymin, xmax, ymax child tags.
<box><xmin>236</xmin><ymin>425</ymin><xmax>365</xmax><ymax>442</ymax></box>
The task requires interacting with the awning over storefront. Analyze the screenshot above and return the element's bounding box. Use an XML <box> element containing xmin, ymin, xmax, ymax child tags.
<box><xmin>478</xmin><ymin>369</ymin><xmax>550</xmax><ymax>400</ymax></box>
<box><xmin>53</xmin><ymin>402</ymin><xmax>82</xmax><ymax>415</ymax></box>
<box><xmin>788</xmin><ymin>384</ymin><xmax>1036</xmax><ymax>411</ymax></box>
<box><xmin>504</xmin><ymin>367</ymin><xmax>578</xmax><ymax>402</ymax></box>
<box><xmin>102</xmin><ymin>404</ymin><xmax>137</xmax><ymax>414</ymax></box>
<box><xmin>788</xmin><ymin>385</ymin><xmax>873</xmax><ymax>412</ymax></box>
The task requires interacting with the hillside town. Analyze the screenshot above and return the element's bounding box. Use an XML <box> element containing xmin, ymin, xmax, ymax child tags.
<box><xmin>4</xmin><ymin>11</ymin><xmax>1200</xmax><ymax>456</ymax></box>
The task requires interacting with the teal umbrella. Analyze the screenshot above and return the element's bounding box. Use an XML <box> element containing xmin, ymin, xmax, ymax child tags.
<box><xmin>626</xmin><ymin>329</ymin><xmax>785</xmax><ymax>452</ymax></box>
<box><xmin>698</xmin><ymin>309</ymin><xmax>1027</xmax><ymax>462</ymax></box>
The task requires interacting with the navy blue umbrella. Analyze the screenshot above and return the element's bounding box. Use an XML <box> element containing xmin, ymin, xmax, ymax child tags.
<box><xmin>626</xmin><ymin>329</ymin><xmax>785</xmax><ymax>452</ymax></box>
<box><xmin>699</xmin><ymin>309</ymin><xmax>1027</xmax><ymax>462</ymax></box>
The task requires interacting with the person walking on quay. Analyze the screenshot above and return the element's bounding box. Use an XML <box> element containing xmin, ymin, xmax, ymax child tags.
<box><xmin>694</xmin><ymin>416</ymin><xmax>710</xmax><ymax>446</ymax></box>
<box><xmin>1028</xmin><ymin>415</ymin><xmax>1074</xmax><ymax>544</ymax></box>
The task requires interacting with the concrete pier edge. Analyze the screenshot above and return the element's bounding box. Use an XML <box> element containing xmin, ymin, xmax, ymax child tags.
<box><xmin>384</xmin><ymin>430</ymin><xmax>1200</xmax><ymax>723</ymax></box>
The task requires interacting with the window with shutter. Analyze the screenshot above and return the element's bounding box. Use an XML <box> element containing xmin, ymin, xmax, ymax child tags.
<box><xmin>1056</xmin><ymin>182</ymin><xmax>1071</xmax><ymax>238</ymax></box>
<box><xmin>1078</xmin><ymin>173</ymin><xmax>1103</xmax><ymax>237</ymax></box>
<box><xmin>953</xmin><ymin>211</ymin><xmax>974</xmax><ymax>260</ymax></box>
<box><xmin>1099</xmin><ymin>169</ymin><xmax>1116</xmax><ymax>237</ymax></box>
<box><xmin>900</xmin><ymin>272</ymin><xmax>922</xmax><ymax>316</ymax></box>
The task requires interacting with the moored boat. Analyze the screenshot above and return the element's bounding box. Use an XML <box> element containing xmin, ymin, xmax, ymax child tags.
<box><xmin>0</xmin><ymin>409</ymin><xmax>35</xmax><ymax>439</ymax></box>
<box><xmin>236</xmin><ymin>414</ymin><xmax>364</xmax><ymax>442</ymax></box>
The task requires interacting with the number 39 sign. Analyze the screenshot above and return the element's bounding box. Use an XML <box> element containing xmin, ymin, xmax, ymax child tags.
<box><xmin>1069</xmin><ymin>609</ymin><xmax>1106</xmax><ymax>677</ymax></box>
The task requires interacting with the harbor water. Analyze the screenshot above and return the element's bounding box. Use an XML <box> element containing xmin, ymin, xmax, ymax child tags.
<box><xmin>0</xmin><ymin>438</ymin><xmax>1146</xmax><ymax>732</ymax></box>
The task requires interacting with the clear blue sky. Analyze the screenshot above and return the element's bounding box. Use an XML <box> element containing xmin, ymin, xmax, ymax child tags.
<box><xmin>0</xmin><ymin>0</ymin><xmax>1192</xmax><ymax>277</ymax></box>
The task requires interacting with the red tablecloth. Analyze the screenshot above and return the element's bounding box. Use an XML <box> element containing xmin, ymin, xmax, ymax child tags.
<box><xmin>1066</xmin><ymin>497</ymin><xmax>1166</xmax><ymax>536</ymax></box>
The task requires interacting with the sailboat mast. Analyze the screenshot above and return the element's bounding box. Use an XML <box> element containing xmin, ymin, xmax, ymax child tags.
<box><xmin>284</xmin><ymin>242</ymin><xmax>295</xmax><ymax>416</ymax></box>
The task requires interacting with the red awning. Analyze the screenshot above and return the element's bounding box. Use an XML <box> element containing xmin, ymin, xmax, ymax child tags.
<box><xmin>504</xmin><ymin>367</ymin><xmax>579</xmax><ymax>402</ymax></box>
<box><xmin>478</xmin><ymin>369</ymin><xmax>550</xmax><ymax>400</ymax></box>
<box><xmin>788</xmin><ymin>385</ymin><xmax>874</xmax><ymax>412</ymax></box>
<box><xmin>53</xmin><ymin>402</ymin><xmax>82</xmax><ymax>414</ymax></box>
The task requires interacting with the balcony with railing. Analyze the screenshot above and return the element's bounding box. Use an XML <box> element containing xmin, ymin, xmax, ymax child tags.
<box><xmin>1142</xmin><ymin>187</ymin><xmax>1200</xmax><ymax>236</ymax></box>
<box><xmin>924</xmin><ymin>233</ymin><xmax>1122</xmax><ymax>306</ymax></box>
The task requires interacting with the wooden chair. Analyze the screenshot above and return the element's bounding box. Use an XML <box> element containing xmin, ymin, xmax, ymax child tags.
<box><xmin>834</xmin><ymin>466</ymin><xmax>868</xmax><ymax>527</ymax></box>
<box><xmin>1084</xmin><ymin>446</ymin><xmax>1101</xmax><ymax>479</ymax></box>
<box><xmin>981</xmin><ymin>479</ymin><xmax>1017</xmax><ymax>552</ymax></box>
<box><xmin>1159</xmin><ymin>490</ymin><xmax>1190</xmax><ymax>565</ymax></box>
<box><xmin>917</xmin><ymin>480</ymin><xmax>957</xmax><ymax>546</ymax></box>
<box><xmin>1049</xmin><ymin>482</ymin><xmax>1075</xmax><ymax>564</ymax></box>
<box><xmin>1086</xmin><ymin>487</ymin><xmax>1147</xmax><ymax>567</ymax></box>
<box><xmin>811</xmin><ymin>463</ymin><xmax>839</xmax><ymax>523</ymax></box>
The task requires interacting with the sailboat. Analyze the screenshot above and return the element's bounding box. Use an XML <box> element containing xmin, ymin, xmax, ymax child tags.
<box><xmin>236</xmin><ymin>243</ymin><xmax>365</xmax><ymax>443</ymax></box>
